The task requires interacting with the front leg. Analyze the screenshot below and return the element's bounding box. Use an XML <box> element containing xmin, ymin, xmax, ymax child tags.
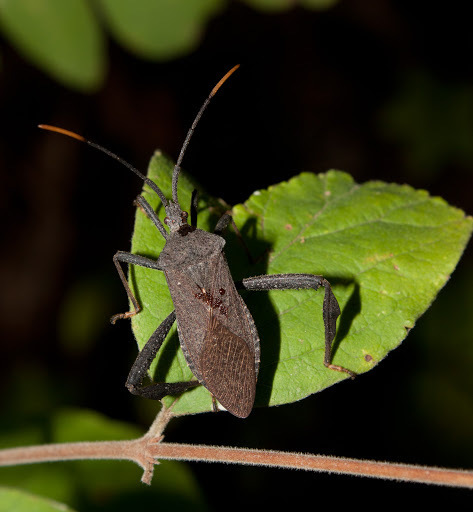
<box><xmin>111</xmin><ymin>193</ymin><xmax>169</xmax><ymax>324</ymax></box>
<box><xmin>214</xmin><ymin>212</ymin><xmax>255</xmax><ymax>264</ymax></box>
<box><xmin>111</xmin><ymin>251</ymin><xmax>162</xmax><ymax>324</ymax></box>
<box><xmin>240</xmin><ymin>273</ymin><xmax>356</xmax><ymax>379</ymax></box>
<box><xmin>126</xmin><ymin>310</ymin><xmax>200</xmax><ymax>400</ymax></box>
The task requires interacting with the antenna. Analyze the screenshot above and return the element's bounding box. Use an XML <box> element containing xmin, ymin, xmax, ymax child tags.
<box><xmin>39</xmin><ymin>65</ymin><xmax>240</xmax><ymax>214</ymax></box>
<box><xmin>38</xmin><ymin>125</ymin><xmax>169</xmax><ymax>207</ymax></box>
<box><xmin>171</xmin><ymin>64</ymin><xmax>240</xmax><ymax>206</ymax></box>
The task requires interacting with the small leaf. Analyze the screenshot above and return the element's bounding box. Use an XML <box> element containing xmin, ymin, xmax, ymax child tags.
<box><xmin>0</xmin><ymin>0</ymin><xmax>105</xmax><ymax>92</ymax></box>
<box><xmin>128</xmin><ymin>154</ymin><xmax>472</xmax><ymax>416</ymax></box>
<box><xmin>0</xmin><ymin>487</ymin><xmax>76</xmax><ymax>512</ymax></box>
<box><xmin>51</xmin><ymin>408</ymin><xmax>142</xmax><ymax>443</ymax></box>
<box><xmin>97</xmin><ymin>0</ymin><xmax>224</xmax><ymax>60</ymax></box>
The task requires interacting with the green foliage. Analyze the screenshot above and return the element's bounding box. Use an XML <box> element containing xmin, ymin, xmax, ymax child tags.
<box><xmin>57</xmin><ymin>278</ymin><xmax>112</xmax><ymax>357</ymax></box>
<box><xmin>0</xmin><ymin>487</ymin><xmax>76</xmax><ymax>512</ymax></box>
<box><xmin>0</xmin><ymin>0</ymin><xmax>105</xmax><ymax>92</ymax></box>
<box><xmin>380</xmin><ymin>71</ymin><xmax>473</xmax><ymax>175</ymax></box>
<box><xmin>0</xmin><ymin>0</ymin><xmax>339</xmax><ymax>91</ymax></box>
<box><xmin>97</xmin><ymin>0</ymin><xmax>224</xmax><ymax>60</ymax></box>
<box><xmin>128</xmin><ymin>152</ymin><xmax>472</xmax><ymax>416</ymax></box>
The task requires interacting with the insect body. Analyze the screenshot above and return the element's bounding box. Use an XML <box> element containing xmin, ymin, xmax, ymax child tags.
<box><xmin>39</xmin><ymin>65</ymin><xmax>354</xmax><ymax>419</ymax></box>
<box><xmin>159</xmin><ymin>222</ymin><xmax>260</xmax><ymax>418</ymax></box>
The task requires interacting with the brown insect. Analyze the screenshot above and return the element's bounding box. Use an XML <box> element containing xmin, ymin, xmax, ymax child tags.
<box><xmin>39</xmin><ymin>65</ymin><xmax>354</xmax><ymax>418</ymax></box>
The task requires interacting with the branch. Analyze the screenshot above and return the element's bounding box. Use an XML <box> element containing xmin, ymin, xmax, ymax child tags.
<box><xmin>0</xmin><ymin>404</ymin><xmax>471</xmax><ymax>488</ymax></box>
<box><xmin>150</xmin><ymin>442</ymin><xmax>473</xmax><ymax>488</ymax></box>
<box><xmin>1</xmin><ymin>436</ymin><xmax>472</xmax><ymax>488</ymax></box>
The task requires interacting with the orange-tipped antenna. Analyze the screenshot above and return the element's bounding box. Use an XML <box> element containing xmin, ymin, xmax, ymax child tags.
<box><xmin>39</xmin><ymin>65</ymin><xmax>240</xmax><ymax>217</ymax></box>
<box><xmin>38</xmin><ymin>124</ymin><xmax>169</xmax><ymax>208</ymax></box>
<box><xmin>38</xmin><ymin>125</ymin><xmax>86</xmax><ymax>142</ymax></box>
<box><xmin>171</xmin><ymin>64</ymin><xmax>240</xmax><ymax>205</ymax></box>
<box><xmin>211</xmin><ymin>64</ymin><xmax>240</xmax><ymax>97</ymax></box>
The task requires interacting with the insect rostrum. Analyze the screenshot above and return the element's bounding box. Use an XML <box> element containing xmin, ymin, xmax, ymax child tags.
<box><xmin>39</xmin><ymin>65</ymin><xmax>355</xmax><ymax>419</ymax></box>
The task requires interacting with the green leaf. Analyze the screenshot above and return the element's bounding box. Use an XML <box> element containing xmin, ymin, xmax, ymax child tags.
<box><xmin>0</xmin><ymin>0</ymin><xmax>105</xmax><ymax>92</ymax></box>
<box><xmin>58</xmin><ymin>278</ymin><xmax>111</xmax><ymax>357</ymax></box>
<box><xmin>0</xmin><ymin>487</ymin><xmax>76</xmax><ymax>512</ymax></box>
<box><xmin>51</xmin><ymin>408</ymin><xmax>143</xmax><ymax>443</ymax></box>
<box><xmin>97</xmin><ymin>0</ymin><xmax>224</xmax><ymax>60</ymax></box>
<box><xmin>128</xmin><ymin>153</ymin><xmax>473</xmax><ymax>416</ymax></box>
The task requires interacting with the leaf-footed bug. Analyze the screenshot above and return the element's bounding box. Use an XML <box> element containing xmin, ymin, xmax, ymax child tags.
<box><xmin>39</xmin><ymin>65</ymin><xmax>355</xmax><ymax>419</ymax></box>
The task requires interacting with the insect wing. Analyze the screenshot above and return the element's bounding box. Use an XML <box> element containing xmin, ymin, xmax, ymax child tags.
<box><xmin>200</xmin><ymin>311</ymin><xmax>256</xmax><ymax>418</ymax></box>
<box><xmin>165</xmin><ymin>249</ymin><xmax>259</xmax><ymax>417</ymax></box>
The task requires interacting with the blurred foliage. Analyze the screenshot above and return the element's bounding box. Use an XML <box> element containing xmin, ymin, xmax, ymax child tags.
<box><xmin>0</xmin><ymin>408</ymin><xmax>208</xmax><ymax>511</ymax></box>
<box><xmin>97</xmin><ymin>0</ymin><xmax>225</xmax><ymax>61</ymax></box>
<box><xmin>407</xmin><ymin>263</ymin><xmax>473</xmax><ymax>464</ymax></box>
<box><xmin>0</xmin><ymin>0</ymin><xmax>337</xmax><ymax>92</ymax></box>
<box><xmin>380</xmin><ymin>71</ymin><xmax>473</xmax><ymax>176</ymax></box>
<box><xmin>0</xmin><ymin>487</ymin><xmax>76</xmax><ymax>512</ymax></box>
<box><xmin>57</xmin><ymin>277</ymin><xmax>114</xmax><ymax>357</ymax></box>
<box><xmin>241</xmin><ymin>0</ymin><xmax>338</xmax><ymax>11</ymax></box>
<box><xmin>0</xmin><ymin>0</ymin><xmax>105</xmax><ymax>92</ymax></box>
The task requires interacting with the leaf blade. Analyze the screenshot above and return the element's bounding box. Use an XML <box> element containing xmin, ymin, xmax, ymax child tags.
<box><xmin>127</xmin><ymin>161</ymin><xmax>473</xmax><ymax>415</ymax></box>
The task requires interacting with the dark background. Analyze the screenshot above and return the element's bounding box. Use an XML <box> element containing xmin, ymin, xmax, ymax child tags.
<box><xmin>1</xmin><ymin>1</ymin><xmax>472</xmax><ymax>509</ymax></box>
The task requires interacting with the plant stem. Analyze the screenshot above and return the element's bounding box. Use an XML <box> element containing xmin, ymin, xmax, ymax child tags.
<box><xmin>1</xmin><ymin>437</ymin><xmax>472</xmax><ymax>488</ymax></box>
<box><xmin>151</xmin><ymin>442</ymin><xmax>473</xmax><ymax>487</ymax></box>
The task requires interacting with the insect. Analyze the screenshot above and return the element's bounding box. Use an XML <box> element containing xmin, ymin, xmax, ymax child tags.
<box><xmin>39</xmin><ymin>65</ymin><xmax>355</xmax><ymax>418</ymax></box>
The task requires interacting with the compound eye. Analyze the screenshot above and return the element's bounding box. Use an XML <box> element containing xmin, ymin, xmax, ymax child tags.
<box><xmin>181</xmin><ymin>211</ymin><xmax>188</xmax><ymax>222</ymax></box>
<box><xmin>164</xmin><ymin>216</ymin><xmax>170</xmax><ymax>225</ymax></box>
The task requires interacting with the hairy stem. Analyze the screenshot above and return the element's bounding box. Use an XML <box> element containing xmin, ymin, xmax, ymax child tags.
<box><xmin>150</xmin><ymin>442</ymin><xmax>473</xmax><ymax>487</ymax></box>
<box><xmin>1</xmin><ymin>436</ymin><xmax>472</xmax><ymax>488</ymax></box>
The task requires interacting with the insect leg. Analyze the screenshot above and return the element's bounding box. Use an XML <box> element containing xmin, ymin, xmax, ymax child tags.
<box><xmin>126</xmin><ymin>310</ymin><xmax>200</xmax><ymax>400</ymax></box>
<box><xmin>112</xmin><ymin>193</ymin><xmax>169</xmax><ymax>324</ymax></box>
<box><xmin>134</xmin><ymin>195</ymin><xmax>168</xmax><ymax>239</ymax></box>
<box><xmin>213</xmin><ymin>212</ymin><xmax>232</xmax><ymax>235</ymax></box>
<box><xmin>239</xmin><ymin>274</ymin><xmax>356</xmax><ymax>379</ymax></box>
<box><xmin>111</xmin><ymin>251</ymin><xmax>162</xmax><ymax>324</ymax></box>
<box><xmin>190</xmin><ymin>189</ymin><xmax>198</xmax><ymax>228</ymax></box>
<box><xmin>214</xmin><ymin>213</ymin><xmax>255</xmax><ymax>263</ymax></box>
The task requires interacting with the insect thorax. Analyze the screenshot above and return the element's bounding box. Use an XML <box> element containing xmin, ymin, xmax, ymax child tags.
<box><xmin>158</xmin><ymin>228</ymin><xmax>225</xmax><ymax>270</ymax></box>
